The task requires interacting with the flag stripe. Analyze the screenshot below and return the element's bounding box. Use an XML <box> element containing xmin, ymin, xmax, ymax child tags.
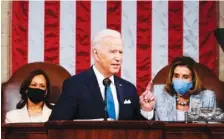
<box><xmin>60</xmin><ymin>1</ymin><xmax>76</xmax><ymax>75</ymax></box>
<box><xmin>168</xmin><ymin>1</ymin><xmax>183</xmax><ymax>64</ymax></box>
<box><xmin>107</xmin><ymin>1</ymin><xmax>122</xmax><ymax>77</ymax></box>
<box><xmin>91</xmin><ymin>1</ymin><xmax>107</xmax><ymax>65</ymax></box>
<box><xmin>199</xmin><ymin>1</ymin><xmax>217</xmax><ymax>73</ymax></box>
<box><xmin>44</xmin><ymin>1</ymin><xmax>60</xmax><ymax>64</ymax></box>
<box><xmin>121</xmin><ymin>0</ymin><xmax>137</xmax><ymax>86</ymax></box>
<box><xmin>11</xmin><ymin>1</ymin><xmax>219</xmax><ymax>94</ymax></box>
<box><xmin>28</xmin><ymin>1</ymin><xmax>44</xmax><ymax>63</ymax></box>
<box><xmin>76</xmin><ymin>1</ymin><xmax>91</xmax><ymax>74</ymax></box>
<box><xmin>137</xmin><ymin>1</ymin><xmax>152</xmax><ymax>94</ymax></box>
<box><xmin>151</xmin><ymin>1</ymin><xmax>168</xmax><ymax>79</ymax></box>
<box><xmin>107</xmin><ymin>1</ymin><xmax>121</xmax><ymax>32</ymax></box>
<box><xmin>183</xmin><ymin>1</ymin><xmax>199</xmax><ymax>62</ymax></box>
<box><xmin>12</xmin><ymin>1</ymin><xmax>29</xmax><ymax>74</ymax></box>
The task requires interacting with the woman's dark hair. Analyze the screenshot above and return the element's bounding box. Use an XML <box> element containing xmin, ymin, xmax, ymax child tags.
<box><xmin>16</xmin><ymin>69</ymin><xmax>53</xmax><ymax>109</ymax></box>
<box><xmin>164</xmin><ymin>56</ymin><xmax>203</xmax><ymax>96</ymax></box>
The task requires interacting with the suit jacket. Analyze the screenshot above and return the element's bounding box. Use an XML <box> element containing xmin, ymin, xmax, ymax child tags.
<box><xmin>153</xmin><ymin>84</ymin><xmax>216</xmax><ymax>121</ymax></box>
<box><xmin>49</xmin><ymin>67</ymin><xmax>142</xmax><ymax>120</ymax></box>
<box><xmin>5</xmin><ymin>104</ymin><xmax>52</xmax><ymax>123</ymax></box>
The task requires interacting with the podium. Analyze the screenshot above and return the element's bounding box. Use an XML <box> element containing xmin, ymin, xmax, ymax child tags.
<box><xmin>1</xmin><ymin>123</ymin><xmax>47</xmax><ymax>139</ymax></box>
<box><xmin>2</xmin><ymin>121</ymin><xmax>224</xmax><ymax>139</ymax></box>
<box><xmin>45</xmin><ymin>121</ymin><xmax>164</xmax><ymax>139</ymax></box>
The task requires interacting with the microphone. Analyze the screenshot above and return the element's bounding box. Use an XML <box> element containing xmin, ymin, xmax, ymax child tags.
<box><xmin>103</xmin><ymin>78</ymin><xmax>111</xmax><ymax>87</ymax></box>
<box><xmin>103</xmin><ymin>78</ymin><xmax>111</xmax><ymax>121</ymax></box>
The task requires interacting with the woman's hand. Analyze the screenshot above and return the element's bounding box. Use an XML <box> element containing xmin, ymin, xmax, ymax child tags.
<box><xmin>139</xmin><ymin>81</ymin><xmax>155</xmax><ymax>111</ymax></box>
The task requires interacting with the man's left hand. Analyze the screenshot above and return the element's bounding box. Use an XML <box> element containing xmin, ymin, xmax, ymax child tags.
<box><xmin>139</xmin><ymin>81</ymin><xmax>155</xmax><ymax>111</ymax></box>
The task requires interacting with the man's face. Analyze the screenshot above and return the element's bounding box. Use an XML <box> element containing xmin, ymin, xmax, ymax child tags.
<box><xmin>94</xmin><ymin>36</ymin><xmax>123</xmax><ymax>77</ymax></box>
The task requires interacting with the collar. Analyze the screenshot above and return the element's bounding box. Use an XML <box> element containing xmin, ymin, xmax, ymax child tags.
<box><xmin>23</xmin><ymin>103</ymin><xmax>50</xmax><ymax>113</ymax></box>
<box><xmin>93</xmin><ymin>65</ymin><xmax>115</xmax><ymax>85</ymax></box>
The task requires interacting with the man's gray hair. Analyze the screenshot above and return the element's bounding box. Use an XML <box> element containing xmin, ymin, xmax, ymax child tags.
<box><xmin>92</xmin><ymin>29</ymin><xmax>121</xmax><ymax>49</ymax></box>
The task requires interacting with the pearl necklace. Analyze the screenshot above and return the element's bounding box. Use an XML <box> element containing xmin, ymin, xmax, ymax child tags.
<box><xmin>176</xmin><ymin>96</ymin><xmax>189</xmax><ymax>106</ymax></box>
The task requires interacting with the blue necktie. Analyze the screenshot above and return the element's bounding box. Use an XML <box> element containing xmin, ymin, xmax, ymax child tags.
<box><xmin>103</xmin><ymin>78</ymin><xmax>116</xmax><ymax>120</ymax></box>
<box><xmin>106</xmin><ymin>85</ymin><xmax>116</xmax><ymax>120</ymax></box>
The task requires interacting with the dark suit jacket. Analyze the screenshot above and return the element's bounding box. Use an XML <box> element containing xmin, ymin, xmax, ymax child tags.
<box><xmin>49</xmin><ymin>67</ymin><xmax>143</xmax><ymax>120</ymax></box>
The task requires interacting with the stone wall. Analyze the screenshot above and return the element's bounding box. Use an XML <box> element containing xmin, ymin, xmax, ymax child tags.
<box><xmin>219</xmin><ymin>1</ymin><xmax>224</xmax><ymax>81</ymax></box>
<box><xmin>1</xmin><ymin>1</ymin><xmax>11</xmax><ymax>82</ymax></box>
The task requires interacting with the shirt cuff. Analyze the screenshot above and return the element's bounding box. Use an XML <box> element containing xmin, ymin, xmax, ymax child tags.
<box><xmin>140</xmin><ymin>109</ymin><xmax>154</xmax><ymax>120</ymax></box>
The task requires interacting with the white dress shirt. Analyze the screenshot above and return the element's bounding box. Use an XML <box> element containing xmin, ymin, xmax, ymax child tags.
<box><xmin>93</xmin><ymin>65</ymin><xmax>153</xmax><ymax>120</ymax></box>
<box><xmin>93</xmin><ymin>66</ymin><xmax>119</xmax><ymax>120</ymax></box>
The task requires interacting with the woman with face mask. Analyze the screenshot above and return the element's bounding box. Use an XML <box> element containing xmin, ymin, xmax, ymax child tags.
<box><xmin>141</xmin><ymin>56</ymin><xmax>216</xmax><ymax>121</ymax></box>
<box><xmin>5</xmin><ymin>69</ymin><xmax>54</xmax><ymax>123</ymax></box>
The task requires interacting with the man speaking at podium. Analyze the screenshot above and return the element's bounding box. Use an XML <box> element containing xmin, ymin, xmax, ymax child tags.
<box><xmin>49</xmin><ymin>29</ymin><xmax>154</xmax><ymax>121</ymax></box>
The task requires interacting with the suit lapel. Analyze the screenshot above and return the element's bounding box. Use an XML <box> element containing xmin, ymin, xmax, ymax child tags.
<box><xmin>114</xmin><ymin>76</ymin><xmax>124</xmax><ymax>104</ymax></box>
<box><xmin>189</xmin><ymin>94</ymin><xmax>202</xmax><ymax>111</ymax></box>
<box><xmin>114</xmin><ymin>76</ymin><xmax>125</xmax><ymax>119</ymax></box>
<box><xmin>86</xmin><ymin>67</ymin><xmax>104</xmax><ymax>104</ymax></box>
<box><xmin>22</xmin><ymin>105</ymin><xmax>30</xmax><ymax>122</ymax></box>
<box><xmin>41</xmin><ymin>104</ymin><xmax>52</xmax><ymax>122</ymax></box>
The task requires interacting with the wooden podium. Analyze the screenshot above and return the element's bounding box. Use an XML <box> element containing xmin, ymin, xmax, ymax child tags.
<box><xmin>1</xmin><ymin>123</ymin><xmax>47</xmax><ymax>139</ymax></box>
<box><xmin>2</xmin><ymin>121</ymin><xmax>224</xmax><ymax>139</ymax></box>
<box><xmin>45</xmin><ymin>121</ymin><xmax>165</xmax><ymax>139</ymax></box>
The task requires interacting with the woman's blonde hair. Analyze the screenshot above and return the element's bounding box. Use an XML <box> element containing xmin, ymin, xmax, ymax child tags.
<box><xmin>164</xmin><ymin>56</ymin><xmax>203</xmax><ymax>96</ymax></box>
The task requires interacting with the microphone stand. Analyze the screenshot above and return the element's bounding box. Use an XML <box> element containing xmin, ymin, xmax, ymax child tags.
<box><xmin>104</xmin><ymin>86</ymin><xmax>108</xmax><ymax>121</ymax></box>
<box><xmin>103</xmin><ymin>78</ymin><xmax>111</xmax><ymax>121</ymax></box>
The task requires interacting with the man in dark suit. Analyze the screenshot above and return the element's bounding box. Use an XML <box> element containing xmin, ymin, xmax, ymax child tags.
<box><xmin>49</xmin><ymin>29</ymin><xmax>154</xmax><ymax>120</ymax></box>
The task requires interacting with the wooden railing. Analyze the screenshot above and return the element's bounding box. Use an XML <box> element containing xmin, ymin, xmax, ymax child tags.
<box><xmin>2</xmin><ymin>121</ymin><xmax>224</xmax><ymax>139</ymax></box>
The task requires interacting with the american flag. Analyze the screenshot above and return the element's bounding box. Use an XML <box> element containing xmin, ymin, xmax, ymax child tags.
<box><xmin>11</xmin><ymin>1</ymin><xmax>217</xmax><ymax>93</ymax></box>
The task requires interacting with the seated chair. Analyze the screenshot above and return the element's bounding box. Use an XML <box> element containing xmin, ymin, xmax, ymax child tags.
<box><xmin>1</xmin><ymin>62</ymin><xmax>71</xmax><ymax>123</ymax></box>
<box><xmin>153</xmin><ymin>63</ymin><xmax>224</xmax><ymax>110</ymax></box>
